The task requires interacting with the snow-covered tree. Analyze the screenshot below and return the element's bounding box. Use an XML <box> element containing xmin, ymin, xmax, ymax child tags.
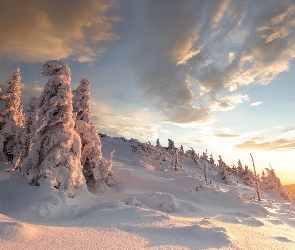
<box><xmin>243</xmin><ymin>165</ymin><xmax>255</xmax><ymax>185</ymax></box>
<box><xmin>209</xmin><ymin>153</ymin><xmax>215</xmax><ymax>164</ymax></box>
<box><xmin>168</xmin><ymin>139</ymin><xmax>175</xmax><ymax>151</ymax></box>
<box><xmin>186</xmin><ymin>147</ymin><xmax>199</xmax><ymax>163</ymax></box>
<box><xmin>72</xmin><ymin>76</ymin><xmax>90</xmax><ymax>122</ymax></box>
<box><xmin>0</xmin><ymin>68</ymin><xmax>25</xmax><ymax>162</ymax></box>
<box><xmin>260</xmin><ymin>167</ymin><xmax>294</xmax><ymax>202</ymax></box>
<box><xmin>179</xmin><ymin>145</ymin><xmax>184</xmax><ymax>155</ymax></box>
<box><xmin>156</xmin><ymin>138</ymin><xmax>161</xmax><ymax>147</ymax></box>
<box><xmin>22</xmin><ymin>60</ymin><xmax>86</xmax><ymax>197</ymax></box>
<box><xmin>131</xmin><ymin>140</ymin><xmax>165</xmax><ymax>171</ymax></box>
<box><xmin>237</xmin><ymin>159</ymin><xmax>244</xmax><ymax>177</ymax></box>
<box><xmin>200</xmin><ymin>150</ymin><xmax>208</xmax><ymax>162</ymax></box>
<box><xmin>9</xmin><ymin>97</ymin><xmax>39</xmax><ymax>172</ymax></box>
<box><xmin>21</xmin><ymin>97</ymin><xmax>39</xmax><ymax>162</ymax></box>
<box><xmin>73</xmin><ymin>77</ymin><xmax>115</xmax><ymax>188</ymax></box>
<box><xmin>218</xmin><ymin>155</ymin><xmax>233</xmax><ymax>184</ymax></box>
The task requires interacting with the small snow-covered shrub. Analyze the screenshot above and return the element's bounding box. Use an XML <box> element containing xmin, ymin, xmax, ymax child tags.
<box><xmin>148</xmin><ymin>192</ymin><xmax>177</xmax><ymax>213</ymax></box>
<box><xmin>132</xmin><ymin>141</ymin><xmax>165</xmax><ymax>170</ymax></box>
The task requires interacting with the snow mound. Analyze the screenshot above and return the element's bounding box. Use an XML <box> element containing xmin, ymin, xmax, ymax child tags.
<box><xmin>122</xmin><ymin>196</ymin><xmax>141</xmax><ymax>206</ymax></box>
<box><xmin>139</xmin><ymin>192</ymin><xmax>177</xmax><ymax>213</ymax></box>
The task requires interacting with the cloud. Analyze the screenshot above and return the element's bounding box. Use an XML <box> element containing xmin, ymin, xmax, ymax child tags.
<box><xmin>33</xmin><ymin>84</ymin><xmax>44</xmax><ymax>91</ymax></box>
<box><xmin>239</xmin><ymin>130</ymin><xmax>268</xmax><ymax>138</ymax></box>
<box><xmin>162</xmin><ymin>105</ymin><xmax>212</xmax><ymax>124</ymax></box>
<box><xmin>177</xmin><ymin>50</ymin><xmax>201</xmax><ymax>66</ymax></box>
<box><xmin>0</xmin><ymin>0</ymin><xmax>120</xmax><ymax>63</ymax></box>
<box><xmin>281</xmin><ymin>127</ymin><xmax>295</xmax><ymax>132</ymax></box>
<box><xmin>190</xmin><ymin>139</ymin><xmax>204</xmax><ymax>144</ymax></box>
<box><xmin>176</xmin><ymin>139</ymin><xmax>204</xmax><ymax>145</ymax></box>
<box><xmin>235</xmin><ymin>139</ymin><xmax>295</xmax><ymax>151</ymax></box>
<box><xmin>211</xmin><ymin>93</ymin><xmax>249</xmax><ymax>111</ymax></box>
<box><xmin>250</xmin><ymin>101</ymin><xmax>263</xmax><ymax>106</ymax></box>
<box><xmin>5</xmin><ymin>0</ymin><xmax>293</xmax><ymax>127</ymax></box>
<box><xmin>210</xmin><ymin>1</ymin><xmax>295</xmax><ymax>89</ymax></box>
<box><xmin>214</xmin><ymin>133</ymin><xmax>239</xmax><ymax>138</ymax></box>
<box><xmin>280</xmin><ymin>127</ymin><xmax>295</xmax><ymax>138</ymax></box>
<box><xmin>116</xmin><ymin>1</ymin><xmax>295</xmax><ymax>125</ymax></box>
<box><xmin>250</xmin><ymin>136</ymin><xmax>265</xmax><ymax>141</ymax></box>
<box><xmin>273</xmin><ymin>126</ymin><xmax>283</xmax><ymax>129</ymax></box>
<box><xmin>90</xmin><ymin>107</ymin><xmax>161</xmax><ymax>140</ymax></box>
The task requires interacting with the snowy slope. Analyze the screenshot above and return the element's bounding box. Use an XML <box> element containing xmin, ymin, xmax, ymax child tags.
<box><xmin>0</xmin><ymin>136</ymin><xmax>295</xmax><ymax>249</ymax></box>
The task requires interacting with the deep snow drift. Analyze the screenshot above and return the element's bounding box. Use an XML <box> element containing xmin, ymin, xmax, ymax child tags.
<box><xmin>0</xmin><ymin>136</ymin><xmax>295</xmax><ymax>249</ymax></box>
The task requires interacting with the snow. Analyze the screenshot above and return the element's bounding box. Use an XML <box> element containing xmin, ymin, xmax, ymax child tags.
<box><xmin>1</xmin><ymin>135</ymin><xmax>295</xmax><ymax>249</ymax></box>
<box><xmin>22</xmin><ymin>60</ymin><xmax>86</xmax><ymax>196</ymax></box>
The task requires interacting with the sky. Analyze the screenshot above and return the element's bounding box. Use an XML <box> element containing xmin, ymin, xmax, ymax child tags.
<box><xmin>0</xmin><ymin>0</ymin><xmax>294</xmax><ymax>184</ymax></box>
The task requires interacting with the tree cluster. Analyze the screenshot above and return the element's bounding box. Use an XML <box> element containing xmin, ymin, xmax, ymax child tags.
<box><xmin>0</xmin><ymin>61</ymin><xmax>115</xmax><ymax>197</ymax></box>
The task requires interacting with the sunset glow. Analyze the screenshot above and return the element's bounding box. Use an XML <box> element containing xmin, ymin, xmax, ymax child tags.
<box><xmin>0</xmin><ymin>0</ymin><xmax>294</xmax><ymax>184</ymax></box>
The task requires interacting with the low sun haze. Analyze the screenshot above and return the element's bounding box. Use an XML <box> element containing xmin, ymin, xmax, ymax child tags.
<box><xmin>0</xmin><ymin>0</ymin><xmax>294</xmax><ymax>184</ymax></box>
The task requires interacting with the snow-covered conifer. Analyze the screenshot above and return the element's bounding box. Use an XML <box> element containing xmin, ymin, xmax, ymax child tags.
<box><xmin>260</xmin><ymin>167</ymin><xmax>294</xmax><ymax>202</ymax></box>
<box><xmin>0</xmin><ymin>68</ymin><xmax>25</xmax><ymax>162</ymax></box>
<box><xmin>218</xmin><ymin>155</ymin><xmax>233</xmax><ymax>184</ymax></box>
<box><xmin>209</xmin><ymin>153</ymin><xmax>214</xmax><ymax>164</ymax></box>
<box><xmin>9</xmin><ymin>97</ymin><xmax>39</xmax><ymax>172</ymax></box>
<box><xmin>237</xmin><ymin>159</ymin><xmax>244</xmax><ymax>177</ymax></box>
<box><xmin>72</xmin><ymin>77</ymin><xmax>90</xmax><ymax>122</ymax></box>
<box><xmin>186</xmin><ymin>147</ymin><xmax>198</xmax><ymax>163</ymax></box>
<box><xmin>168</xmin><ymin>139</ymin><xmax>175</xmax><ymax>151</ymax></box>
<box><xmin>22</xmin><ymin>97</ymin><xmax>39</xmax><ymax>159</ymax></box>
<box><xmin>200</xmin><ymin>150</ymin><xmax>208</xmax><ymax>162</ymax></box>
<box><xmin>179</xmin><ymin>145</ymin><xmax>184</xmax><ymax>155</ymax></box>
<box><xmin>22</xmin><ymin>60</ymin><xmax>85</xmax><ymax>197</ymax></box>
<box><xmin>156</xmin><ymin>138</ymin><xmax>161</xmax><ymax>147</ymax></box>
<box><xmin>73</xmin><ymin>77</ymin><xmax>115</xmax><ymax>188</ymax></box>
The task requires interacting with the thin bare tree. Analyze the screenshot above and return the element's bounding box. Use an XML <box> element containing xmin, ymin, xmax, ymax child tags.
<box><xmin>250</xmin><ymin>153</ymin><xmax>261</xmax><ymax>201</ymax></box>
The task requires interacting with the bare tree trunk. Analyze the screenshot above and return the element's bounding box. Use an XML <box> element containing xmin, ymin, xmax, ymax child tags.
<box><xmin>204</xmin><ymin>161</ymin><xmax>208</xmax><ymax>184</ymax></box>
<box><xmin>250</xmin><ymin>153</ymin><xmax>261</xmax><ymax>201</ymax></box>
<box><xmin>174</xmin><ymin>148</ymin><xmax>179</xmax><ymax>171</ymax></box>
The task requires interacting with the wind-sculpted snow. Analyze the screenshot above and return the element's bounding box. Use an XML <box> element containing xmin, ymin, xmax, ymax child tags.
<box><xmin>0</xmin><ymin>135</ymin><xmax>295</xmax><ymax>249</ymax></box>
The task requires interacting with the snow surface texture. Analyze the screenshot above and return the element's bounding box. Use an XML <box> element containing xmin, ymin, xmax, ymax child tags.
<box><xmin>1</xmin><ymin>136</ymin><xmax>295</xmax><ymax>249</ymax></box>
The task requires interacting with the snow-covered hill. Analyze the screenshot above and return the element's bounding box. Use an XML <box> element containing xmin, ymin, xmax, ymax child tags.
<box><xmin>0</xmin><ymin>135</ymin><xmax>295</xmax><ymax>249</ymax></box>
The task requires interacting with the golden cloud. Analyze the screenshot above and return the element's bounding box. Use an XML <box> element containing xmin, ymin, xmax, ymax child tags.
<box><xmin>0</xmin><ymin>0</ymin><xmax>120</xmax><ymax>63</ymax></box>
<box><xmin>90</xmin><ymin>110</ymin><xmax>161</xmax><ymax>140</ymax></box>
<box><xmin>190</xmin><ymin>139</ymin><xmax>204</xmax><ymax>144</ymax></box>
<box><xmin>33</xmin><ymin>84</ymin><xmax>44</xmax><ymax>92</ymax></box>
<box><xmin>214</xmin><ymin>133</ymin><xmax>239</xmax><ymax>138</ymax></box>
<box><xmin>211</xmin><ymin>93</ymin><xmax>249</xmax><ymax>111</ymax></box>
<box><xmin>235</xmin><ymin>139</ymin><xmax>295</xmax><ymax>151</ymax></box>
